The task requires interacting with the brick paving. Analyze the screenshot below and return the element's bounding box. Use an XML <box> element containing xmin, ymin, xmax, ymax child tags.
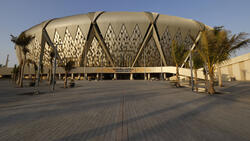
<box><xmin>0</xmin><ymin>80</ymin><xmax>250</xmax><ymax>141</ymax></box>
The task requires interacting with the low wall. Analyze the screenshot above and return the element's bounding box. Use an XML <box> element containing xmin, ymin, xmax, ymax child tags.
<box><xmin>0</xmin><ymin>66</ymin><xmax>205</xmax><ymax>79</ymax></box>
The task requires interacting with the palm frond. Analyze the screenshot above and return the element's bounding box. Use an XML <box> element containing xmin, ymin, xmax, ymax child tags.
<box><xmin>230</xmin><ymin>38</ymin><xmax>250</xmax><ymax>52</ymax></box>
<box><xmin>63</xmin><ymin>60</ymin><xmax>75</xmax><ymax>72</ymax></box>
<box><xmin>192</xmin><ymin>50</ymin><xmax>204</xmax><ymax>69</ymax></box>
<box><xmin>11</xmin><ymin>32</ymin><xmax>34</xmax><ymax>55</ymax></box>
<box><xmin>171</xmin><ymin>40</ymin><xmax>189</xmax><ymax>66</ymax></box>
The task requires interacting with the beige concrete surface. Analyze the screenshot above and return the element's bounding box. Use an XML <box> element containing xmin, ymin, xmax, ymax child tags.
<box><xmin>218</xmin><ymin>53</ymin><xmax>250</xmax><ymax>81</ymax></box>
<box><xmin>0</xmin><ymin>80</ymin><xmax>250</xmax><ymax>141</ymax></box>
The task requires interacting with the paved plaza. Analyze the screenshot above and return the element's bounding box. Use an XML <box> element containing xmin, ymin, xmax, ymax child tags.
<box><xmin>0</xmin><ymin>80</ymin><xmax>250</xmax><ymax>141</ymax></box>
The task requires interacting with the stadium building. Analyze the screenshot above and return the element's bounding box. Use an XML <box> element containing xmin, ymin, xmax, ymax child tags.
<box><xmin>15</xmin><ymin>11</ymin><xmax>208</xmax><ymax>80</ymax></box>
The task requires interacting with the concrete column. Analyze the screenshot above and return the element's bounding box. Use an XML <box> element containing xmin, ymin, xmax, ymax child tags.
<box><xmin>28</xmin><ymin>66</ymin><xmax>32</xmax><ymax>79</ymax></box>
<box><xmin>59</xmin><ymin>73</ymin><xmax>61</xmax><ymax>80</ymax></box>
<box><xmin>78</xmin><ymin>73</ymin><xmax>81</xmax><ymax>80</ymax></box>
<box><xmin>163</xmin><ymin>73</ymin><xmax>167</xmax><ymax>80</ymax></box>
<box><xmin>148</xmin><ymin>73</ymin><xmax>151</xmax><ymax>80</ymax></box>
<box><xmin>144</xmin><ymin>74</ymin><xmax>147</xmax><ymax>80</ymax></box>
<box><xmin>71</xmin><ymin>73</ymin><xmax>74</xmax><ymax>80</ymax></box>
<box><xmin>113</xmin><ymin>73</ymin><xmax>117</xmax><ymax>80</ymax></box>
<box><xmin>96</xmin><ymin>73</ymin><xmax>99</xmax><ymax>80</ymax></box>
<box><xmin>130</xmin><ymin>73</ymin><xmax>134</xmax><ymax>80</ymax></box>
<box><xmin>84</xmin><ymin>73</ymin><xmax>88</xmax><ymax>80</ymax></box>
<box><xmin>29</xmin><ymin>74</ymin><xmax>32</xmax><ymax>79</ymax></box>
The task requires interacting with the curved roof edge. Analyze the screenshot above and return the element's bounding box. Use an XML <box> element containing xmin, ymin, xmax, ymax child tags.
<box><xmin>22</xmin><ymin>11</ymin><xmax>211</xmax><ymax>35</ymax></box>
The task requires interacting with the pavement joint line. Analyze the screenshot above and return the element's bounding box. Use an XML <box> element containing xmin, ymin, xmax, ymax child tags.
<box><xmin>0</xmin><ymin>80</ymin><xmax>250</xmax><ymax>140</ymax></box>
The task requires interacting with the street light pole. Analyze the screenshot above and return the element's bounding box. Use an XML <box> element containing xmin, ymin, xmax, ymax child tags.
<box><xmin>144</xmin><ymin>48</ymin><xmax>146</xmax><ymax>80</ymax></box>
<box><xmin>52</xmin><ymin>46</ymin><xmax>57</xmax><ymax>92</ymax></box>
<box><xmin>101</xmin><ymin>55</ymin><xmax>103</xmax><ymax>81</ymax></box>
<box><xmin>189</xmin><ymin>52</ymin><xmax>194</xmax><ymax>91</ymax></box>
<box><xmin>84</xmin><ymin>46</ymin><xmax>86</xmax><ymax>80</ymax></box>
<box><xmin>161</xmin><ymin>57</ymin><xmax>163</xmax><ymax>80</ymax></box>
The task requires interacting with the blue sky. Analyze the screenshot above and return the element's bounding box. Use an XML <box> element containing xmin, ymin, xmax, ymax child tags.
<box><xmin>0</xmin><ymin>0</ymin><xmax>250</xmax><ymax>66</ymax></box>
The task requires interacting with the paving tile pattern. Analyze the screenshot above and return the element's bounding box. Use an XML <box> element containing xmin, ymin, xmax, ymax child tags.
<box><xmin>0</xmin><ymin>80</ymin><xmax>250</xmax><ymax>141</ymax></box>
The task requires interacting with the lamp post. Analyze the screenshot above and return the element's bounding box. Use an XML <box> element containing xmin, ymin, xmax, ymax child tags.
<box><xmin>161</xmin><ymin>57</ymin><xmax>163</xmax><ymax>80</ymax></box>
<box><xmin>189</xmin><ymin>52</ymin><xmax>194</xmax><ymax>91</ymax></box>
<box><xmin>84</xmin><ymin>46</ymin><xmax>86</xmax><ymax>80</ymax></box>
<box><xmin>144</xmin><ymin>47</ymin><xmax>146</xmax><ymax>80</ymax></box>
<box><xmin>101</xmin><ymin>55</ymin><xmax>103</xmax><ymax>81</ymax></box>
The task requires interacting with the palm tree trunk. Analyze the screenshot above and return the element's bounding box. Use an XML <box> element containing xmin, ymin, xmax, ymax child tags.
<box><xmin>47</xmin><ymin>69</ymin><xmax>50</xmax><ymax>82</ymax></box>
<box><xmin>64</xmin><ymin>71</ymin><xmax>68</xmax><ymax>88</ymax></box>
<box><xmin>203</xmin><ymin>67</ymin><xmax>208</xmax><ymax>93</ymax></box>
<box><xmin>208</xmin><ymin>70</ymin><xmax>215</xmax><ymax>94</ymax></box>
<box><xmin>176</xmin><ymin>64</ymin><xmax>180</xmax><ymax>87</ymax></box>
<box><xmin>19</xmin><ymin>57</ymin><xmax>26</xmax><ymax>87</ymax></box>
<box><xmin>204</xmin><ymin>72</ymin><xmax>208</xmax><ymax>93</ymax></box>
<box><xmin>194</xmin><ymin>69</ymin><xmax>198</xmax><ymax>92</ymax></box>
<box><xmin>13</xmin><ymin>73</ymin><xmax>15</xmax><ymax>83</ymax></box>
<box><xmin>28</xmin><ymin>65</ymin><xmax>31</xmax><ymax>79</ymax></box>
<box><xmin>34</xmin><ymin>69</ymin><xmax>37</xmax><ymax>81</ymax></box>
<box><xmin>49</xmin><ymin>63</ymin><xmax>53</xmax><ymax>85</ymax></box>
<box><xmin>16</xmin><ymin>64</ymin><xmax>21</xmax><ymax>85</ymax></box>
<box><xmin>218</xmin><ymin>66</ymin><xmax>223</xmax><ymax>87</ymax></box>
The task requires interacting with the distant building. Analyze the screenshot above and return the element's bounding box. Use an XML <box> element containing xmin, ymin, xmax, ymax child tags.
<box><xmin>217</xmin><ymin>53</ymin><xmax>250</xmax><ymax>81</ymax></box>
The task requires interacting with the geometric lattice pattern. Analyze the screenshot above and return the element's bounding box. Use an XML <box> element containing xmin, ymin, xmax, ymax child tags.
<box><xmin>183</xmin><ymin>30</ymin><xmax>193</xmax><ymax>50</ymax></box>
<box><xmin>53</xmin><ymin>27</ymin><xmax>86</xmax><ymax>66</ymax></box>
<box><xmin>17</xmin><ymin>12</ymin><xmax>203</xmax><ymax>70</ymax></box>
<box><xmin>26</xmin><ymin>37</ymin><xmax>41</xmax><ymax>65</ymax></box>
<box><xmin>160</xmin><ymin>27</ymin><xmax>193</xmax><ymax>66</ymax></box>
<box><xmin>136</xmin><ymin>37</ymin><xmax>161</xmax><ymax>67</ymax></box>
<box><xmin>42</xmin><ymin>42</ymin><xmax>51</xmax><ymax>66</ymax></box>
<box><xmin>53</xmin><ymin>31</ymin><xmax>63</xmax><ymax>64</ymax></box>
<box><xmin>160</xmin><ymin>26</ymin><xmax>173</xmax><ymax>66</ymax></box>
<box><xmin>174</xmin><ymin>28</ymin><xmax>183</xmax><ymax>45</ymax></box>
<box><xmin>105</xmin><ymin>24</ymin><xmax>143</xmax><ymax>67</ymax></box>
<box><xmin>86</xmin><ymin>37</ymin><xmax>108</xmax><ymax>67</ymax></box>
<box><xmin>25</xmin><ymin>24</ymin><xmax>195</xmax><ymax>68</ymax></box>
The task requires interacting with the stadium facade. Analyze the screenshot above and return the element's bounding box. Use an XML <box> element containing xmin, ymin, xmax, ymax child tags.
<box><xmin>15</xmin><ymin>11</ymin><xmax>208</xmax><ymax>80</ymax></box>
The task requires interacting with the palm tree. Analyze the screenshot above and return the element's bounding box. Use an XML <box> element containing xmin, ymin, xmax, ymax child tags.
<box><xmin>31</xmin><ymin>62</ymin><xmax>38</xmax><ymax>80</ymax></box>
<box><xmin>25</xmin><ymin>59</ymin><xmax>38</xmax><ymax>86</ymax></box>
<box><xmin>203</xmin><ymin>67</ymin><xmax>208</xmax><ymax>93</ymax></box>
<box><xmin>192</xmin><ymin>50</ymin><xmax>204</xmax><ymax>92</ymax></box>
<box><xmin>26</xmin><ymin>59</ymin><xmax>34</xmax><ymax>79</ymax></box>
<box><xmin>48</xmin><ymin>51</ymin><xmax>55</xmax><ymax>85</ymax></box>
<box><xmin>189</xmin><ymin>36</ymin><xmax>207</xmax><ymax>92</ymax></box>
<box><xmin>34</xmin><ymin>63</ymin><xmax>38</xmax><ymax>77</ymax></box>
<box><xmin>198</xmin><ymin>26</ymin><xmax>250</xmax><ymax>94</ymax></box>
<box><xmin>11</xmin><ymin>32</ymin><xmax>34</xmax><ymax>87</ymax></box>
<box><xmin>11</xmin><ymin>64</ymin><xmax>19</xmax><ymax>83</ymax></box>
<box><xmin>62</xmin><ymin>60</ymin><xmax>75</xmax><ymax>88</ymax></box>
<box><xmin>171</xmin><ymin>40</ymin><xmax>189</xmax><ymax>87</ymax></box>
